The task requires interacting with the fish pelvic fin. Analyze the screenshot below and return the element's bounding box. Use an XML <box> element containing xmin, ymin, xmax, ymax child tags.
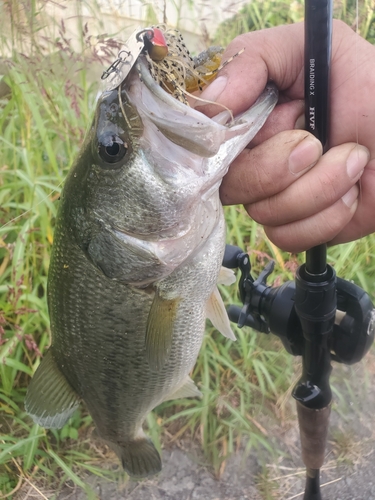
<box><xmin>163</xmin><ymin>375</ymin><xmax>202</xmax><ymax>402</ymax></box>
<box><xmin>115</xmin><ymin>437</ymin><xmax>162</xmax><ymax>478</ymax></box>
<box><xmin>145</xmin><ymin>289</ymin><xmax>180</xmax><ymax>372</ymax></box>
<box><xmin>206</xmin><ymin>287</ymin><xmax>236</xmax><ymax>341</ymax></box>
<box><xmin>25</xmin><ymin>349</ymin><xmax>80</xmax><ymax>428</ymax></box>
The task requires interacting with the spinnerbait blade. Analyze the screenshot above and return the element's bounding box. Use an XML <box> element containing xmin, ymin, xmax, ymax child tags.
<box><xmin>101</xmin><ymin>28</ymin><xmax>146</xmax><ymax>91</ymax></box>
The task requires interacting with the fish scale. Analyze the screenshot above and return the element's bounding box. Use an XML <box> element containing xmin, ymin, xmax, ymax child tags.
<box><xmin>48</xmin><ymin>210</ymin><xmax>223</xmax><ymax>436</ymax></box>
<box><xmin>25</xmin><ymin>28</ymin><xmax>278</xmax><ymax>477</ymax></box>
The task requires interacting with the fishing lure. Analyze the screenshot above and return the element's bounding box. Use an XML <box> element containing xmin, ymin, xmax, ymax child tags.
<box><xmin>138</xmin><ymin>25</ymin><xmax>244</xmax><ymax>104</ymax></box>
<box><xmin>101</xmin><ymin>26</ymin><xmax>244</xmax><ymax>105</ymax></box>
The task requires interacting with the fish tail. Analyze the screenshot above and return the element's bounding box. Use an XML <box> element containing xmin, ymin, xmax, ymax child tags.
<box><xmin>114</xmin><ymin>437</ymin><xmax>162</xmax><ymax>478</ymax></box>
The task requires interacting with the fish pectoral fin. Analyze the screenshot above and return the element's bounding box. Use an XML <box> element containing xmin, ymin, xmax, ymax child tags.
<box><xmin>114</xmin><ymin>437</ymin><xmax>162</xmax><ymax>478</ymax></box>
<box><xmin>218</xmin><ymin>266</ymin><xmax>236</xmax><ymax>286</ymax></box>
<box><xmin>145</xmin><ymin>290</ymin><xmax>179</xmax><ymax>372</ymax></box>
<box><xmin>163</xmin><ymin>375</ymin><xmax>202</xmax><ymax>401</ymax></box>
<box><xmin>206</xmin><ymin>287</ymin><xmax>236</xmax><ymax>341</ymax></box>
<box><xmin>24</xmin><ymin>350</ymin><xmax>80</xmax><ymax>429</ymax></box>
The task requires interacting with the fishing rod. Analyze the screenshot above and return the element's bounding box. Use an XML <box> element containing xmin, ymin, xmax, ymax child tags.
<box><xmin>293</xmin><ymin>1</ymin><xmax>333</xmax><ymax>497</ymax></box>
<box><xmin>224</xmin><ymin>1</ymin><xmax>375</xmax><ymax>498</ymax></box>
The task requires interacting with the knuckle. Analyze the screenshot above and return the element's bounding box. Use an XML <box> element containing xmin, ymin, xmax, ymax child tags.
<box><xmin>250</xmin><ymin>154</ymin><xmax>280</xmax><ymax>201</ymax></box>
<box><xmin>247</xmin><ymin>196</ymin><xmax>280</xmax><ymax>226</ymax></box>
<box><xmin>264</xmin><ymin>225</ymin><xmax>298</xmax><ymax>253</ymax></box>
<box><xmin>315</xmin><ymin>170</ymin><xmax>341</xmax><ymax>207</ymax></box>
<box><xmin>322</xmin><ymin>209</ymin><xmax>348</xmax><ymax>235</ymax></box>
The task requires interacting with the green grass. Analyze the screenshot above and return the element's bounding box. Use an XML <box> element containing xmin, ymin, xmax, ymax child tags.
<box><xmin>213</xmin><ymin>0</ymin><xmax>375</xmax><ymax>46</ymax></box>
<box><xmin>1</xmin><ymin>0</ymin><xmax>375</xmax><ymax>498</ymax></box>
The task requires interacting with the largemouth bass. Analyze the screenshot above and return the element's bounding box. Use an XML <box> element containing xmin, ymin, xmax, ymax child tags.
<box><xmin>25</xmin><ymin>33</ymin><xmax>278</xmax><ymax>478</ymax></box>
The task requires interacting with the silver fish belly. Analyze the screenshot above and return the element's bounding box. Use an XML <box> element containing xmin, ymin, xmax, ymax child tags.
<box><xmin>25</xmin><ymin>50</ymin><xmax>278</xmax><ymax>477</ymax></box>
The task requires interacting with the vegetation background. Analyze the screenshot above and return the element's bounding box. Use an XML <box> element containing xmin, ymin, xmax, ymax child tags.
<box><xmin>1</xmin><ymin>0</ymin><xmax>375</xmax><ymax>498</ymax></box>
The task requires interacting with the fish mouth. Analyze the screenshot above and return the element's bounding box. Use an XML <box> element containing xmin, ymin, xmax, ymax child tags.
<box><xmin>133</xmin><ymin>56</ymin><xmax>278</xmax><ymax>158</ymax></box>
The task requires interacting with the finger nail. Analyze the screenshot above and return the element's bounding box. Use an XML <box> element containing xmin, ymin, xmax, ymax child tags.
<box><xmin>199</xmin><ymin>76</ymin><xmax>228</xmax><ymax>102</ymax></box>
<box><xmin>294</xmin><ymin>114</ymin><xmax>305</xmax><ymax>130</ymax></box>
<box><xmin>346</xmin><ymin>145</ymin><xmax>369</xmax><ymax>179</ymax></box>
<box><xmin>288</xmin><ymin>135</ymin><xmax>322</xmax><ymax>174</ymax></box>
<box><xmin>342</xmin><ymin>184</ymin><xmax>359</xmax><ymax>208</ymax></box>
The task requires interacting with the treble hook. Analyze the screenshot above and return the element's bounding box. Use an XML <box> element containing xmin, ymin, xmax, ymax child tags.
<box><xmin>101</xmin><ymin>50</ymin><xmax>131</xmax><ymax>80</ymax></box>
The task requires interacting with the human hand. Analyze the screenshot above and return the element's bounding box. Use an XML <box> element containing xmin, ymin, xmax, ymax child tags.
<box><xmin>199</xmin><ymin>21</ymin><xmax>375</xmax><ymax>252</ymax></box>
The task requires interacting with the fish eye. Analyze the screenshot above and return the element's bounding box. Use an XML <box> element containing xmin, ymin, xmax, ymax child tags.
<box><xmin>98</xmin><ymin>135</ymin><xmax>128</xmax><ymax>164</ymax></box>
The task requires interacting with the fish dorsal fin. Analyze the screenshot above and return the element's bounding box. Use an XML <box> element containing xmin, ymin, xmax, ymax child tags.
<box><xmin>25</xmin><ymin>350</ymin><xmax>80</xmax><ymax>429</ymax></box>
<box><xmin>163</xmin><ymin>375</ymin><xmax>202</xmax><ymax>402</ymax></box>
<box><xmin>145</xmin><ymin>289</ymin><xmax>180</xmax><ymax>371</ymax></box>
<box><xmin>206</xmin><ymin>287</ymin><xmax>236</xmax><ymax>341</ymax></box>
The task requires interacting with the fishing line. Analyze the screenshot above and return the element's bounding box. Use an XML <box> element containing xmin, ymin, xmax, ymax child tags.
<box><xmin>354</xmin><ymin>0</ymin><xmax>359</xmax><ymax>146</ymax></box>
<box><xmin>187</xmin><ymin>89</ymin><xmax>235</xmax><ymax>122</ymax></box>
<box><xmin>355</xmin><ymin>0</ymin><xmax>364</xmax><ymax>240</ymax></box>
<box><xmin>356</xmin><ymin>0</ymin><xmax>359</xmax><ymax>147</ymax></box>
<box><xmin>118</xmin><ymin>84</ymin><xmax>132</xmax><ymax>130</ymax></box>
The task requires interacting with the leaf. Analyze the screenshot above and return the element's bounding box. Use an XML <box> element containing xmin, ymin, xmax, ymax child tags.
<box><xmin>23</xmin><ymin>424</ymin><xmax>41</xmax><ymax>472</ymax></box>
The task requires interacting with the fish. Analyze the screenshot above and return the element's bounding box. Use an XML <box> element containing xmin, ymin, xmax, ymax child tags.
<box><xmin>25</xmin><ymin>34</ymin><xmax>278</xmax><ymax>478</ymax></box>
